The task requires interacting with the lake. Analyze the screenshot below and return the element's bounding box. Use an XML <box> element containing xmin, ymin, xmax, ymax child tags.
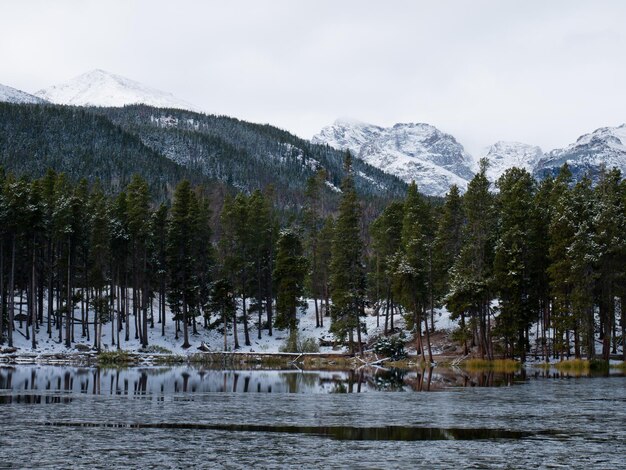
<box><xmin>0</xmin><ymin>365</ymin><xmax>624</xmax><ymax>469</ymax></box>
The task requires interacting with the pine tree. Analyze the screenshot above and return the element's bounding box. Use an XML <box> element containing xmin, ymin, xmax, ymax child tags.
<box><xmin>110</xmin><ymin>191</ymin><xmax>130</xmax><ymax>343</ymax></box>
<box><xmin>330</xmin><ymin>152</ymin><xmax>366</xmax><ymax>354</ymax></box>
<box><xmin>393</xmin><ymin>182</ymin><xmax>432</xmax><ymax>362</ymax></box>
<box><xmin>316</xmin><ymin>216</ymin><xmax>334</xmax><ymax>326</ymax></box>
<box><xmin>88</xmin><ymin>181</ymin><xmax>111</xmax><ymax>351</ymax></box>
<box><xmin>273</xmin><ymin>230</ymin><xmax>308</xmax><ymax>331</ymax></box>
<box><xmin>167</xmin><ymin>180</ymin><xmax>195</xmax><ymax>348</ymax></box>
<box><xmin>493</xmin><ymin>168</ymin><xmax>536</xmax><ymax>361</ymax></box>
<box><xmin>188</xmin><ymin>189</ymin><xmax>214</xmax><ymax>334</ymax></box>
<box><xmin>569</xmin><ymin>177</ymin><xmax>598</xmax><ymax>359</ymax></box>
<box><xmin>126</xmin><ymin>175</ymin><xmax>151</xmax><ymax>348</ymax></box>
<box><xmin>433</xmin><ymin>185</ymin><xmax>464</xmax><ymax>303</ymax></box>
<box><xmin>209</xmin><ymin>278</ymin><xmax>237</xmax><ymax>350</ymax></box>
<box><xmin>531</xmin><ymin>176</ymin><xmax>555</xmax><ymax>361</ymax></box>
<box><xmin>303</xmin><ymin>170</ymin><xmax>327</xmax><ymax>328</ymax></box>
<box><xmin>150</xmin><ymin>204</ymin><xmax>169</xmax><ymax>337</ymax></box>
<box><xmin>247</xmin><ymin>190</ymin><xmax>272</xmax><ymax>338</ymax></box>
<box><xmin>219</xmin><ymin>193</ymin><xmax>253</xmax><ymax>348</ymax></box>
<box><xmin>370</xmin><ymin>200</ymin><xmax>404</xmax><ymax>333</ymax></box>
<box><xmin>447</xmin><ymin>160</ymin><xmax>496</xmax><ymax>358</ymax></box>
<box><xmin>594</xmin><ymin>168</ymin><xmax>625</xmax><ymax>360</ymax></box>
<box><xmin>547</xmin><ymin>164</ymin><xmax>575</xmax><ymax>360</ymax></box>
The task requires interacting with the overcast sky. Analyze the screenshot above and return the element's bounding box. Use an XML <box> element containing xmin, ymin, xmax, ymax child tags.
<box><xmin>1</xmin><ymin>0</ymin><xmax>625</xmax><ymax>155</ymax></box>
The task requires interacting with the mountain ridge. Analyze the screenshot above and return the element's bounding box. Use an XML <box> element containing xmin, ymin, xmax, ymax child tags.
<box><xmin>313</xmin><ymin>118</ymin><xmax>475</xmax><ymax>196</ymax></box>
<box><xmin>3</xmin><ymin>70</ymin><xmax>626</xmax><ymax>196</ymax></box>
<box><xmin>0</xmin><ymin>83</ymin><xmax>48</xmax><ymax>104</ymax></box>
<box><xmin>34</xmin><ymin>69</ymin><xmax>200</xmax><ymax>111</ymax></box>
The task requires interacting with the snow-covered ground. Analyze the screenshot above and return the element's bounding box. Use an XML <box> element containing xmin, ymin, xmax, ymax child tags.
<box><xmin>4</xmin><ymin>297</ymin><xmax>455</xmax><ymax>356</ymax></box>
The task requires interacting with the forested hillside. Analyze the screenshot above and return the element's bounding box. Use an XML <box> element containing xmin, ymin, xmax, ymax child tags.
<box><xmin>0</xmin><ymin>103</ymin><xmax>201</xmax><ymax>200</ymax></box>
<box><xmin>96</xmin><ymin>105</ymin><xmax>407</xmax><ymax>207</ymax></box>
<box><xmin>0</xmin><ymin>102</ymin><xmax>406</xmax><ymax>215</ymax></box>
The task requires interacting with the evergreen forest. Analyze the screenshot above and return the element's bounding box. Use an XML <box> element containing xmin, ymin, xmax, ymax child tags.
<box><xmin>0</xmin><ymin>152</ymin><xmax>624</xmax><ymax>363</ymax></box>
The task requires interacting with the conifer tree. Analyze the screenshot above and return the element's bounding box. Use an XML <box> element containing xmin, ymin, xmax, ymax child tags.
<box><xmin>593</xmin><ymin>168</ymin><xmax>625</xmax><ymax>360</ymax></box>
<box><xmin>150</xmin><ymin>204</ymin><xmax>169</xmax><ymax>336</ymax></box>
<box><xmin>493</xmin><ymin>168</ymin><xmax>536</xmax><ymax>361</ymax></box>
<box><xmin>547</xmin><ymin>164</ymin><xmax>575</xmax><ymax>359</ymax></box>
<box><xmin>126</xmin><ymin>175</ymin><xmax>151</xmax><ymax>347</ymax></box>
<box><xmin>273</xmin><ymin>230</ymin><xmax>308</xmax><ymax>331</ymax></box>
<box><xmin>568</xmin><ymin>177</ymin><xmax>598</xmax><ymax>359</ymax></box>
<box><xmin>219</xmin><ymin>193</ymin><xmax>253</xmax><ymax>347</ymax></box>
<box><xmin>393</xmin><ymin>182</ymin><xmax>432</xmax><ymax>362</ymax></box>
<box><xmin>370</xmin><ymin>201</ymin><xmax>404</xmax><ymax>332</ymax></box>
<box><xmin>532</xmin><ymin>176</ymin><xmax>555</xmax><ymax>361</ymax></box>
<box><xmin>330</xmin><ymin>152</ymin><xmax>366</xmax><ymax>354</ymax></box>
<box><xmin>316</xmin><ymin>216</ymin><xmax>334</xmax><ymax>326</ymax></box>
<box><xmin>433</xmin><ymin>185</ymin><xmax>464</xmax><ymax>303</ymax></box>
<box><xmin>247</xmin><ymin>190</ymin><xmax>272</xmax><ymax>338</ymax></box>
<box><xmin>303</xmin><ymin>169</ymin><xmax>327</xmax><ymax>328</ymax></box>
<box><xmin>167</xmin><ymin>180</ymin><xmax>195</xmax><ymax>348</ymax></box>
<box><xmin>209</xmin><ymin>278</ymin><xmax>236</xmax><ymax>350</ymax></box>
<box><xmin>88</xmin><ymin>181</ymin><xmax>111</xmax><ymax>351</ymax></box>
<box><xmin>447</xmin><ymin>160</ymin><xmax>496</xmax><ymax>358</ymax></box>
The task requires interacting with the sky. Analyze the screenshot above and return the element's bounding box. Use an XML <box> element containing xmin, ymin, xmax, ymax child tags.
<box><xmin>1</xmin><ymin>0</ymin><xmax>626</xmax><ymax>155</ymax></box>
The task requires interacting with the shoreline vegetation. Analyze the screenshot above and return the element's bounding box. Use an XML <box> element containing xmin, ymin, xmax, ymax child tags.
<box><xmin>0</xmin><ymin>349</ymin><xmax>623</xmax><ymax>374</ymax></box>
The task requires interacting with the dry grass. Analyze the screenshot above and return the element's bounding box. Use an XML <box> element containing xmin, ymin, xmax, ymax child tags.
<box><xmin>462</xmin><ymin>358</ymin><xmax>521</xmax><ymax>372</ymax></box>
<box><xmin>554</xmin><ymin>359</ymin><xmax>589</xmax><ymax>372</ymax></box>
<box><xmin>554</xmin><ymin>359</ymin><xmax>609</xmax><ymax>373</ymax></box>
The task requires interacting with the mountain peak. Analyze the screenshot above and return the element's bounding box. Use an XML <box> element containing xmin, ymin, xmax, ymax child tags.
<box><xmin>313</xmin><ymin>118</ymin><xmax>475</xmax><ymax>196</ymax></box>
<box><xmin>481</xmin><ymin>141</ymin><xmax>544</xmax><ymax>182</ymax></box>
<box><xmin>34</xmin><ymin>69</ymin><xmax>200</xmax><ymax>111</ymax></box>
<box><xmin>535</xmin><ymin>123</ymin><xmax>626</xmax><ymax>180</ymax></box>
<box><xmin>0</xmin><ymin>83</ymin><xmax>48</xmax><ymax>104</ymax></box>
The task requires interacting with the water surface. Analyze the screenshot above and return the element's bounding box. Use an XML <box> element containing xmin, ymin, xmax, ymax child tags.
<box><xmin>0</xmin><ymin>366</ymin><xmax>624</xmax><ymax>468</ymax></box>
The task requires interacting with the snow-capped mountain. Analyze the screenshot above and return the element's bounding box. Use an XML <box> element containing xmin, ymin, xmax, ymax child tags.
<box><xmin>481</xmin><ymin>141</ymin><xmax>544</xmax><ymax>182</ymax></box>
<box><xmin>313</xmin><ymin>119</ymin><xmax>476</xmax><ymax>196</ymax></box>
<box><xmin>0</xmin><ymin>83</ymin><xmax>48</xmax><ymax>104</ymax></box>
<box><xmin>35</xmin><ymin>69</ymin><xmax>199</xmax><ymax>111</ymax></box>
<box><xmin>534</xmin><ymin>124</ymin><xmax>626</xmax><ymax>180</ymax></box>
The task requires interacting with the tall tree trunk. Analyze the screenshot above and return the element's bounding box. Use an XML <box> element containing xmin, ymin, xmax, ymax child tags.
<box><xmin>124</xmin><ymin>281</ymin><xmax>129</xmax><ymax>342</ymax></box>
<box><xmin>111</xmin><ymin>280</ymin><xmax>116</xmax><ymax>347</ymax></box>
<box><xmin>8</xmin><ymin>236</ymin><xmax>16</xmax><ymax>347</ymax></box>
<box><xmin>31</xmin><ymin>243</ymin><xmax>37</xmax><ymax>350</ymax></box>
<box><xmin>314</xmin><ymin>297</ymin><xmax>319</xmax><ymax>329</ymax></box>
<box><xmin>257</xmin><ymin>263</ymin><xmax>263</xmax><ymax>339</ymax></box>
<box><xmin>423</xmin><ymin>305</ymin><xmax>433</xmax><ymax>364</ymax></box>
<box><xmin>223</xmin><ymin>309</ymin><xmax>228</xmax><ymax>351</ymax></box>
<box><xmin>142</xmin><ymin>251</ymin><xmax>148</xmax><ymax>348</ymax></box>
<box><xmin>182</xmin><ymin>293</ymin><xmax>190</xmax><ymax>349</ymax></box>
<box><xmin>242</xmin><ymin>292</ymin><xmax>250</xmax><ymax>346</ymax></box>
<box><xmin>0</xmin><ymin>239</ymin><xmax>4</xmax><ymax>345</ymax></box>
<box><xmin>65</xmin><ymin>239</ymin><xmax>72</xmax><ymax>348</ymax></box>
<box><xmin>97</xmin><ymin>289</ymin><xmax>103</xmax><ymax>352</ymax></box>
<box><xmin>384</xmin><ymin>294</ymin><xmax>390</xmax><ymax>335</ymax></box>
<box><xmin>47</xmin><ymin>243</ymin><xmax>53</xmax><ymax>339</ymax></box>
<box><xmin>159</xmin><ymin>284</ymin><xmax>165</xmax><ymax>336</ymax></box>
<box><xmin>233</xmin><ymin>300</ymin><xmax>240</xmax><ymax>349</ymax></box>
<box><xmin>356</xmin><ymin>303</ymin><xmax>364</xmax><ymax>357</ymax></box>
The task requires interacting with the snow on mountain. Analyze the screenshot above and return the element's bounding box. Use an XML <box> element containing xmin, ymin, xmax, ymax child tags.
<box><xmin>35</xmin><ymin>69</ymin><xmax>200</xmax><ymax>111</ymax></box>
<box><xmin>534</xmin><ymin>124</ymin><xmax>626</xmax><ymax>180</ymax></box>
<box><xmin>313</xmin><ymin>119</ymin><xmax>475</xmax><ymax>196</ymax></box>
<box><xmin>0</xmin><ymin>83</ymin><xmax>47</xmax><ymax>104</ymax></box>
<box><xmin>312</xmin><ymin>118</ymin><xmax>384</xmax><ymax>156</ymax></box>
<box><xmin>481</xmin><ymin>141</ymin><xmax>544</xmax><ymax>182</ymax></box>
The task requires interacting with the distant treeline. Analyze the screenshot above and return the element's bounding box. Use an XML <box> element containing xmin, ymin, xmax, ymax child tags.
<box><xmin>0</xmin><ymin>155</ymin><xmax>624</xmax><ymax>362</ymax></box>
